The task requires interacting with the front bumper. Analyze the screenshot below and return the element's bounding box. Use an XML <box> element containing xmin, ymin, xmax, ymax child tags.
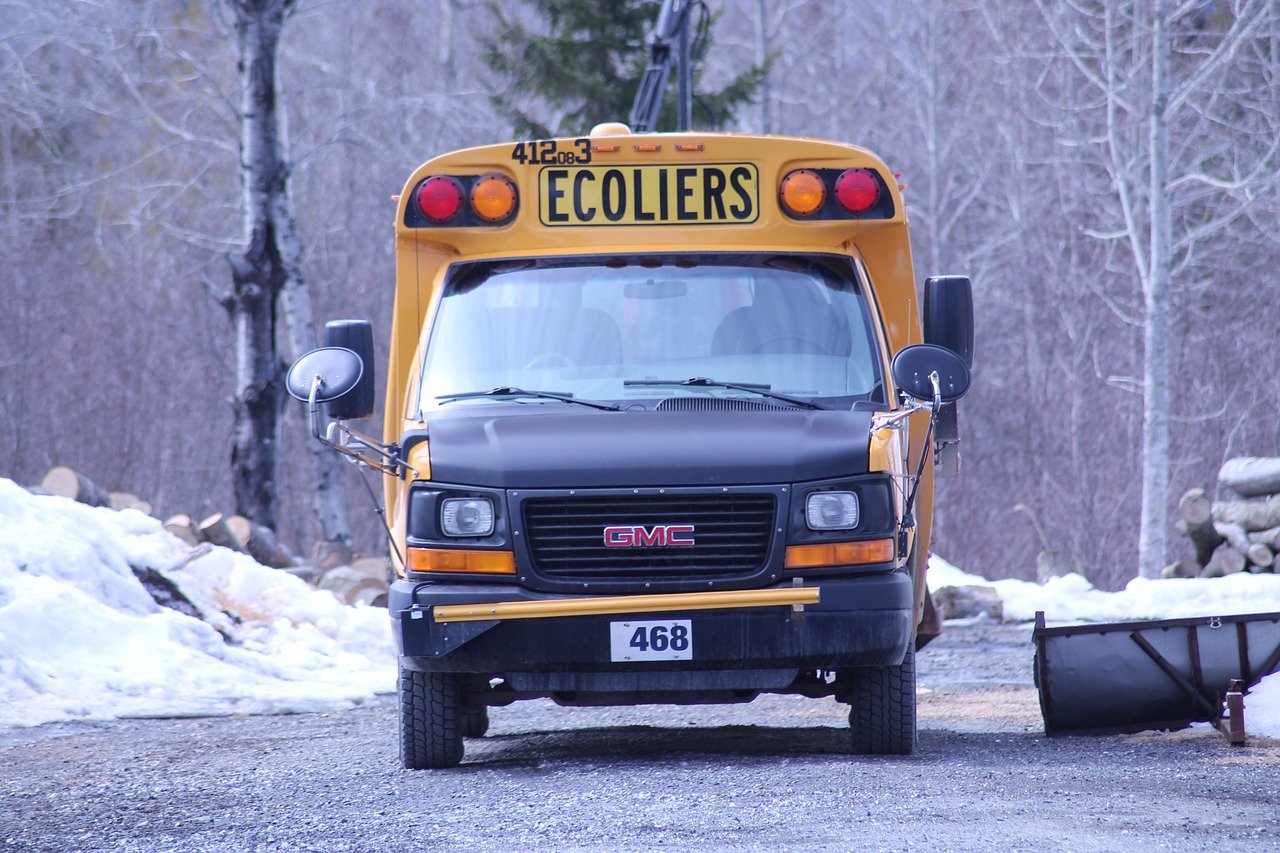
<box><xmin>390</xmin><ymin>572</ymin><xmax>913</xmax><ymax>675</ymax></box>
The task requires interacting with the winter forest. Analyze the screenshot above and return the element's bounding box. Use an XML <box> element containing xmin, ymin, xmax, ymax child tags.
<box><xmin>2</xmin><ymin>0</ymin><xmax>1278</xmax><ymax>590</ymax></box>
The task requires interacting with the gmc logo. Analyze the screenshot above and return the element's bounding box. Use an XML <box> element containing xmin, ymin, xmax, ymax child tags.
<box><xmin>603</xmin><ymin>524</ymin><xmax>696</xmax><ymax>548</ymax></box>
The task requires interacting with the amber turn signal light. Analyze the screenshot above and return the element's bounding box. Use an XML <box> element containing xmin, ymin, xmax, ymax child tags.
<box><xmin>470</xmin><ymin>173</ymin><xmax>518</xmax><ymax>222</ymax></box>
<box><xmin>406</xmin><ymin>547</ymin><xmax>516</xmax><ymax>574</ymax></box>
<box><xmin>779</xmin><ymin>169</ymin><xmax>826</xmax><ymax>216</ymax></box>
<box><xmin>784</xmin><ymin>539</ymin><xmax>895</xmax><ymax>569</ymax></box>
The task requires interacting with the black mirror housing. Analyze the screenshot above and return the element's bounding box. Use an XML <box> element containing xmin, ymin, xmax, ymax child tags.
<box><xmin>891</xmin><ymin>344</ymin><xmax>971</xmax><ymax>404</ymax></box>
<box><xmin>923</xmin><ymin>275</ymin><xmax>974</xmax><ymax>369</ymax></box>
<box><xmin>323</xmin><ymin>319</ymin><xmax>376</xmax><ymax>419</ymax></box>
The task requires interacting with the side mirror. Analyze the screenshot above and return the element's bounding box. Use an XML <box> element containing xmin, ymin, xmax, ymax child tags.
<box><xmin>923</xmin><ymin>275</ymin><xmax>973</xmax><ymax>369</ymax></box>
<box><xmin>891</xmin><ymin>344</ymin><xmax>971</xmax><ymax>404</ymax></box>
<box><xmin>285</xmin><ymin>347</ymin><xmax>365</xmax><ymax>404</ymax></box>
<box><xmin>322</xmin><ymin>319</ymin><xmax>376</xmax><ymax>419</ymax></box>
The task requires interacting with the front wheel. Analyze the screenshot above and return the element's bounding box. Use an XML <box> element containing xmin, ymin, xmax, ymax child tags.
<box><xmin>847</xmin><ymin>643</ymin><xmax>917</xmax><ymax>755</ymax></box>
<box><xmin>399</xmin><ymin>667</ymin><xmax>464</xmax><ymax>769</ymax></box>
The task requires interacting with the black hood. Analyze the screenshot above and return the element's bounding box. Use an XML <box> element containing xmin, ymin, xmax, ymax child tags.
<box><xmin>422</xmin><ymin>406</ymin><xmax>872</xmax><ymax>488</ymax></box>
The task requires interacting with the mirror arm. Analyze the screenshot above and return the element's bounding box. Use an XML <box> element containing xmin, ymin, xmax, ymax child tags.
<box><xmin>896</xmin><ymin>392</ymin><xmax>941</xmax><ymax>560</ymax></box>
<box><xmin>324</xmin><ymin>421</ymin><xmax>419</xmax><ymax>480</ymax></box>
<box><xmin>301</xmin><ymin>372</ymin><xmax>417</xmax><ymax>479</ymax></box>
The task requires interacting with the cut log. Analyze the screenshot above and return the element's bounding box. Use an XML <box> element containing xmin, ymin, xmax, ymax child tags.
<box><xmin>109</xmin><ymin>492</ymin><xmax>153</xmax><ymax>516</ymax></box>
<box><xmin>312</xmin><ymin>540</ymin><xmax>355</xmax><ymax>571</ymax></box>
<box><xmin>1212</xmin><ymin>497</ymin><xmax>1280</xmax><ymax>532</ymax></box>
<box><xmin>40</xmin><ymin>466</ymin><xmax>110</xmax><ymax>507</ymax></box>
<box><xmin>1202</xmin><ymin>543</ymin><xmax>1246</xmax><ymax>578</ymax></box>
<box><xmin>1219</xmin><ymin>457</ymin><xmax>1280</xmax><ymax>499</ymax></box>
<box><xmin>197</xmin><ymin>513</ymin><xmax>243</xmax><ymax>552</ymax></box>
<box><xmin>1246</xmin><ymin>544</ymin><xmax>1275</xmax><ymax>571</ymax></box>
<box><xmin>1178</xmin><ymin>488</ymin><xmax>1222</xmax><ymax>566</ymax></box>
<box><xmin>350</xmin><ymin>556</ymin><xmax>392</xmax><ymax>580</ymax></box>
<box><xmin>226</xmin><ymin>515</ymin><xmax>296</xmax><ymax>568</ymax></box>
<box><xmin>1212</xmin><ymin>522</ymin><xmax>1272</xmax><ymax>566</ymax></box>
<box><xmin>163</xmin><ymin>514</ymin><xmax>201</xmax><ymax>547</ymax></box>
<box><xmin>1247</xmin><ymin>526</ymin><xmax>1280</xmax><ymax>549</ymax></box>
<box><xmin>317</xmin><ymin>566</ymin><xmax>388</xmax><ymax>607</ymax></box>
<box><xmin>931</xmin><ymin>585</ymin><xmax>1004</xmax><ymax>621</ymax></box>
<box><xmin>1161</xmin><ymin>559</ymin><xmax>1200</xmax><ymax>579</ymax></box>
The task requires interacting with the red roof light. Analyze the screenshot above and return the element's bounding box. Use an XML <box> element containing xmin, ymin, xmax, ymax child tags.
<box><xmin>834</xmin><ymin>169</ymin><xmax>880</xmax><ymax>214</ymax></box>
<box><xmin>416</xmin><ymin>176</ymin><xmax>463</xmax><ymax>222</ymax></box>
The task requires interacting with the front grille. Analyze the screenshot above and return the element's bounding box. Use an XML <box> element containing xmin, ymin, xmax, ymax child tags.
<box><xmin>522</xmin><ymin>493</ymin><xmax>776</xmax><ymax>580</ymax></box>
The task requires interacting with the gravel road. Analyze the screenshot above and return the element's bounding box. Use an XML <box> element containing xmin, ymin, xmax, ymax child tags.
<box><xmin>3</xmin><ymin>620</ymin><xmax>1278</xmax><ymax>852</ymax></box>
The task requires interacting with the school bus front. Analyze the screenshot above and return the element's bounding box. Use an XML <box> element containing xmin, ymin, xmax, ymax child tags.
<box><xmin>296</xmin><ymin>127</ymin><xmax>974</xmax><ymax>768</ymax></box>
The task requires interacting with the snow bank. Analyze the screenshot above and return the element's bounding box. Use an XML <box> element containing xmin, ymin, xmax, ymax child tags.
<box><xmin>0</xmin><ymin>479</ymin><xmax>395</xmax><ymax>727</ymax></box>
<box><xmin>927</xmin><ymin>554</ymin><xmax>1280</xmax><ymax>623</ymax></box>
<box><xmin>1248</xmin><ymin>672</ymin><xmax>1280</xmax><ymax>739</ymax></box>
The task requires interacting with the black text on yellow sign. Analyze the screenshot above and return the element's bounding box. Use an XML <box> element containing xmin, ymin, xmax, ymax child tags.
<box><xmin>539</xmin><ymin>164</ymin><xmax>759</xmax><ymax>227</ymax></box>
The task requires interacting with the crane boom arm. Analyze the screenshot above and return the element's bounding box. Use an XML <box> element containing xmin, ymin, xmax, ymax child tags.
<box><xmin>628</xmin><ymin>0</ymin><xmax>694</xmax><ymax>133</ymax></box>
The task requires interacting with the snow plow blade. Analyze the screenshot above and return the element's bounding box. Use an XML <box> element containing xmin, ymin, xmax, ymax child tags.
<box><xmin>1032</xmin><ymin>610</ymin><xmax>1280</xmax><ymax>734</ymax></box>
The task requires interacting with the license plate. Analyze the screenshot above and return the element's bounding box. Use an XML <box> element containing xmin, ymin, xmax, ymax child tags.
<box><xmin>538</xmin><ymin>164</ymin><xmax>759</xmax><ymax>227</ymax></box>
<box><xmin>609</xmin><ymin>619</ymin><xmax>693</xmax><ymax>662</ymax></box>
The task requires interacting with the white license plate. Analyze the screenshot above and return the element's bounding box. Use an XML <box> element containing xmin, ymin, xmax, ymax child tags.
<box><xmin>609</xmin><ymin>620</ymin><xmax>693</xmax><ymax>662</ymax></box>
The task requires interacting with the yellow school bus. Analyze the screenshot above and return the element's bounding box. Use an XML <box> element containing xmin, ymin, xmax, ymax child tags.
<box><xmin>288</xmin><ymin>123</ymin><xmax>972</xmax><ymax>768</ymax></box>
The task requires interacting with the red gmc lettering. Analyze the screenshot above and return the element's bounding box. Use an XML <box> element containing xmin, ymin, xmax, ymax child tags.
<box><xmin>602</xmin><ymin>524</ymin><xmax>696</xmax><ymax>547</ymax></box>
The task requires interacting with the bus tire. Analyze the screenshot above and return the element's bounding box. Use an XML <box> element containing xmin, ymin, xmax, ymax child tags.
<box><xmin>464</xmin><ymin>705</ymin><xmax>490</xmax><ymax>739</ymax></box>
<box><xmin>399</xmin><ymin>667</ymin><xmax>464</xmax><ymax>769</ymax></box>
<box><xmin>848</xmin><ymin>643</ymin><xmax>917</xmax><ymax>756</ymax></box>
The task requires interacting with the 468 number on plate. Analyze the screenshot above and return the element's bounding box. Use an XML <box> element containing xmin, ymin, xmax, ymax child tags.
<box><xmin>610</xmin><ymin>620</ymin><xmax>693</xmax><ymax>662</ymax></box>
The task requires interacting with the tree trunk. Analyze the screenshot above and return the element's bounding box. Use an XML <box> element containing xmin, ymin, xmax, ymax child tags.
<box><xmin>1137</xmin><ymin>0</ymin><xmax>1172</xmax><ymax>580</ymax></box>
<box><xmin>1219</xmin><ymin>457</ymin><xmax>1280</xmax><ymax>499</ymax></box>
<box><xmin>223</xmin><ymin>0</ymin><xmax>298</xmax><ymax>533</ymax></box>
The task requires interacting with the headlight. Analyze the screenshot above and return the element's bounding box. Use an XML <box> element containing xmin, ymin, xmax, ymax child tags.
<box><xmin>440</xmin><ymin>497</ymin><xmax>495</xmax><ymax>537</ymax></box>
<box><xmin>805</xmin><ymin>492</ymin><xmax>859</xmax><ymax>530</ymax></box>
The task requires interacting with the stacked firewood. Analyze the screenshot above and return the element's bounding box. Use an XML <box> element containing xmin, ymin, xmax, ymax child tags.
<box><xmin>1169</xmin><ymin>458</ymin><xmax>1280</xmax><ymax>578</ymax></box>
<box><xmin>31</xmin><ymin>465</ymin><xmax>389</xmax><ymax>605</ymax></box>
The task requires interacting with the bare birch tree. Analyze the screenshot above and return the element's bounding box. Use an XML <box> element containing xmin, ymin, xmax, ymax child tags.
<box><xmin>218</xmin><ymin>0</ymin><xmax>347</xmax><ymax>544</ymax></box>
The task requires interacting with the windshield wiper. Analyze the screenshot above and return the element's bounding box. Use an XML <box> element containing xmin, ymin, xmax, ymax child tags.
<box><xmin>623</xmin><ymin>377</ymin><xmax>825</xmax><ymax>410</ymax></box>
<box><xmin>435</xmin><ymin>387</ymin><xmax>620</xmax><ymax>411</ymax></box>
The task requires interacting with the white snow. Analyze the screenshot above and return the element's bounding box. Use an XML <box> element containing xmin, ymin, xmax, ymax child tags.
<box><xmin>0</xmin><ymin>478</ymin><xmax>395</xmax><ymax>727</ymax></box>
<box><xmin>1248</xmin><ymin>672</ymin><xmax>1280</xmax><ymax>738</ymax></box>
<box><xmin>927</xmin><ymin>554</ymin><xmax>1280</xmax><ymax>623</ymax></box>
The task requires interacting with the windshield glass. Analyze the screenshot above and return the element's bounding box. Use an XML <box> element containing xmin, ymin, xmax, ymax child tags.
<box><xmin>417</xmin><ymin>255</ymin><xmax>882</xmax><ymax>413</ymax></box>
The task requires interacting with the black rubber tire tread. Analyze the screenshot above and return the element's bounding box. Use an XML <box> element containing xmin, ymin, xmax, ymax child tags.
<box><xmin>399</xmin><ymin>667</ymin><xmax>464</xmax><ymax>769</ymax></box>
<box><xmin>848</xmin><ymin>643</ymin><xmax>917</xmax><ymax>756</ymax></box>
<box><xmin>463</xmin><ymin>706</ymin><xmax>489</xmax><ymax>739</ymax></box>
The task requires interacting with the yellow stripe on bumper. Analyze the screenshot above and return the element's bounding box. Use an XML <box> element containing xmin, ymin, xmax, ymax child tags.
<box><xmin>432</xmin><ymin>587</ymin><xmax>820</xmax><ymax>623</ymax></box>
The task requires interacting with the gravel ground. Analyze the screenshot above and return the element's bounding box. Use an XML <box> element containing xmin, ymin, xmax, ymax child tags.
<box><xmin>3</xmin><ymin>620</ymin><xmax>1278</xmax><ymax>852</ymax></box>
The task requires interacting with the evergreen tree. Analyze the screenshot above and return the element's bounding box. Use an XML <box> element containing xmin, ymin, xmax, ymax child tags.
<box><xmin>482</xmin><ymin>0</ymin><xmax>765</xmax><ymax>138</ymax></box>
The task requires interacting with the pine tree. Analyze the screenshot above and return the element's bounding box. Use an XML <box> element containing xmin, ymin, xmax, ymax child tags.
<box><xmin>482</xmin><ymin>0</ymin><xmax>765</xmax><ymax>138</ymax></box>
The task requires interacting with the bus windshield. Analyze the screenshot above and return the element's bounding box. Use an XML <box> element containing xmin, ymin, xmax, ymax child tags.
<box><xmin>417</xmin><ymin>254</ymin><xmax>882</xmax><ymax>413</ymax></box>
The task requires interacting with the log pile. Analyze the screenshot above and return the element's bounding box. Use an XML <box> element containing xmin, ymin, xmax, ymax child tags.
<box><xmin>1170</xmin><ymin>457</ymin><xmax>1280</xmax><ymax>578</ymax></box>
<box><xmin>26</xmin><ymin>465</ymin><xmax>388</xmax><ymax>605</ymax></box>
